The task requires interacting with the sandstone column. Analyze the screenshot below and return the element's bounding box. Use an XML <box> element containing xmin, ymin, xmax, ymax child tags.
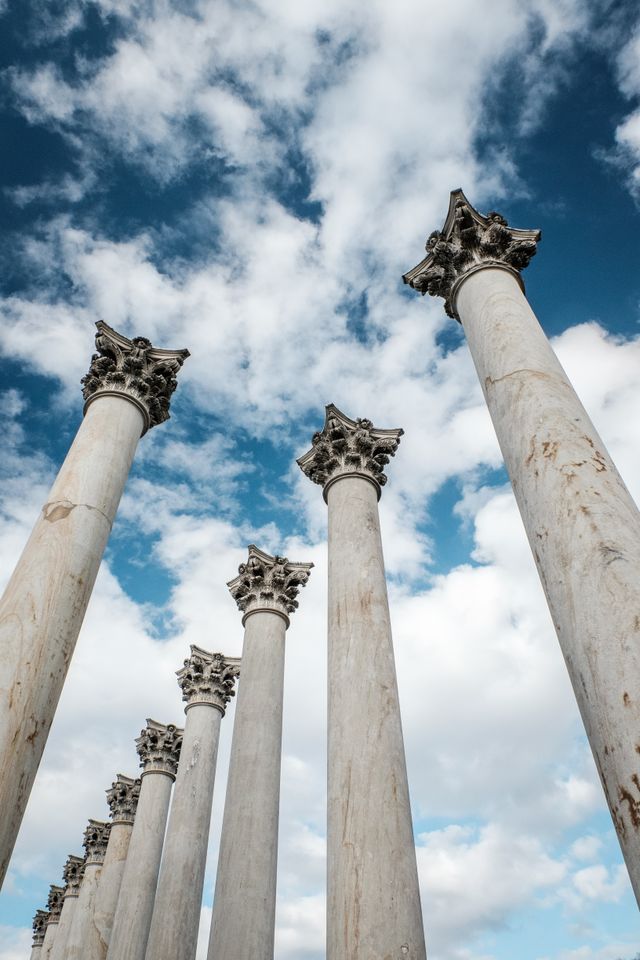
<box><xmin>404</xmin><ymin>188</ymin><xmax>640</xmax><ymax>904</ymax></box>
<box><xmin>48</xmin><ymin>855</ymin><xmax>84</xmax><ymax>960</ymax></box>
<box><xmin>207</xmin><ymin>547</ymin><xmax>312</xmax><ymax>960</ymax></box>
<box><xmin>30</xmin><ymin>909</ymin><xmax>49</xmax><ymax>960</ymax></box>
<box><xmin>86</xmin><ymin>774</ymin><xmax>141</xmax><ymax>960</ymax></box>
<box><xmin>298</xmin><ymin>407</ymin><xmax>427</xmax><ymax>960</ymax></box>
<box><xmin>40</xmin><ymin>885</ymin><xmax>64</xmax><ymax>960</ymax></box>
<box><xmin>146</xmin><ymin>648</ymin><xmax>240</xmax><ymax>960</ymax></box>
<box><xmin>106</xmin><ymin>720</ymin><xmax>182</xmax><ymax>960</ymax></box>
<box><xmin>63</xmin><ymin>820</ymin><xmax>110</xmax><ymax>960</ymax></box>
<box><xmin>0</xmin><ymin>322</ymin><xmax>189</xmax><ymax>888</ymax></box>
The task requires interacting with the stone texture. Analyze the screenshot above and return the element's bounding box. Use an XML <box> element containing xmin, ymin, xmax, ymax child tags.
<box><xmin>63</xmin><ymin>821</ymin><xmax>110</xmax><ymax>960</ymax></box>
<box><xmin>40</xmin><ymin>885</ymin><xmax>64</xmax><ymax>960</ymax></box>
<box><xmin>30</xmin><ymin>909</ymin><xmax>48</xmax><ymax>960</ymax></box>
<box><xmin>0</xmin><ymin>322</ymin><xmax>188</xmax><ymax>888</ymax></box>
<box><xmin>298</xmin><ymin>408</ymin><xmax>426</xmax><ymax>960</ymax></box>
<box><xmin>228</xmin><ymin>544</ymin><xmax>312</xmax><ymax>618</ymax></box>
<box><xmin>48</xmin><ymin>855</ymin><xmax>84</xmax><ymax>960</ymax></box>
<box><xmin>146</xmin><ymin>649</ymin><xmax>240</xmax><ymax>960</ymax></box>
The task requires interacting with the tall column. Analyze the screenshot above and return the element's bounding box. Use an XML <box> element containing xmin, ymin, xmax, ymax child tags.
<box><xmin>85</xmin><ymin>774</ymin><xmax>141</xmax><ymax>960</ymax></box>
<box><xmin>30</xmin><ymin>909</ymin><xmax>49</xmax><ymax>960</ymax></box>
<box><xmin>63</xmin><ymin>820</ymin><xmax>110</xmax><ymax>960</ymax></box>
<box><xmin>40</xmin><ymin>885</ymin><xmax>64</xmax><ymax>960</ymax></box>
<box><xmin>298</xmin><ymin>408</ymin><xmax>427</xmax><ymax>960</ymax></box>
<box><xmin>404</xmin><ymin>189</ymin><xmax>640</xmax><ymax>904</ymax></box>
<box><xmin>106</xmin><ymin>720</ymin><xmax>182</xmax><ymax>960</ymax></box>
<box><xmin>146</xmin><ymin>648</ymin><xmax>240</xmax><ymax>960</ymax></box>
<box><xmin>49</xmin><ymin>855</ymin><xmax>84</xmax><ymax>960</ymax></box>
<box><xmin>207</xmin><ymin>546</ymin><xmax>312</xmax><ymax>960</ymax></box>
<box><xmin>0</xmin><ymin>322</ymin><xmax>189</xmax><ymax>888</ymax></box>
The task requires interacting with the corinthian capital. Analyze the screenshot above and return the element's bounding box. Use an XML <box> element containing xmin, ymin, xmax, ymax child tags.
<box><xmin>403</xmin><ymin>188</ymin><xmax>541</xmax><ymax>319</ymax></box>
<box><xmin>32</xmin><ymin>909</ymin><xmax>49</xmax><ymax>945</ymax></box>
<box><xmin>62</xmin><ymin>854</ymin><xmax>85</xmax><ymax>897</ymax></box>
<box><xmin>228</xmin><ymin>545</ymin><xmax>313</xmax><ymax>623</ymax></box>
<box><xmin>83</xmin><ymin>820</ymin><xmax>111</xmax><ymax>864</ymax></box>
<box><xmin>106</xmin><ymin>774</ymin><xmax>141</xmax><ymax>824</ymax></box>
<box><xmin>136</xmin><ymin>719</ymin><xmax>183</xmax><ymax>777</ymax></box>
<box><xmin>177</xmin><ymin>646</ymin><xmax>241</xmax><ymax>714</ymax></box>
<box><xmin>81</xmin><ymin>321</ymin><xmax>190</xmax><ymax>434</ymax></box>
<box><xmin>45</xmin><ymin>885</ymin><xmax>64</xmax><ymax>923</ymax></box>
<box><xmin>297</xmin><ymin>403</ymin><xmax>403</xmax><ymax>498</ymax></box>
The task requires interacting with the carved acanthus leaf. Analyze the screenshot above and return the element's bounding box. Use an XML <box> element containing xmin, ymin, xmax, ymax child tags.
<box><xmin>32</xmin><ymin>909</ymin><xmax>49</xmax><ymax>945</ymax></box>
<box><xmin>402</xmin><ymin>189</ymin><xmax>541</xmax><ymax>319</ymax></box>
<box><xmin>83</xmin><ymin>820</ymin><xmax>111</xmax><ymax>864</ymax></box>
<box><xmin>228</xmin><ymin>545</ymin><xmax>313</xmax><ymax>619</ymax></box>
<box><xmin>45</xmin><ymin>885</ymin><xmax>64</xmax><ymax>923</ymax></box>
<box><xmin>81</xmin><ymin>321</ymin><xmax>189</xmax><ymax>433</ymax></box>
<box><xmin>177</xmin><ymin>646</ymin><xmax>240</xmax><ymax>714</ymax></box>
<box><xmin>62</xmin><ymin>855</ymin><xmax>85</xmax><ymax>895</ymax></box>
<box><xmin>297</xmin><ymin>403</ymin><xmax>403</xmax><ymax>492</ymax></box>
<box><xmin>136</xmin><ymin>719</ymin><xmax>183</xmax><ymax>776</ymax></box>
<box><xmin>106</xmin><ymin>774</ymin><xmax>141</xmax><ymax>823</ymax></box>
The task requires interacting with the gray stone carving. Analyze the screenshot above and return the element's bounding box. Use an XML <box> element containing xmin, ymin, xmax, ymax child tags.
<box><xmin>136</xmin><ymin>720</ymin><xmax>182</xmax><ymax>776</ymax></box>
<box><xmin>83</xmin><ymin>820</ymin><xmax>111</xmax><ymax>864</ymax></box>
<box><xmin>177</xmin><ymin>646</ymin><xmax>241</xmax><ymax>714</ymax></box>
<box><xmin>32</xmin><ymin>909</ymin><xmax>49</xmax><ymax>945</ymax></box>
<box><xmin>402</xmin><ymin>187</ymin><xmax>541</xmax><ymax>318</ymax></box>
<box><xmin>227</xmin><ymin>545</ymin><xmax>312</xmax><ymax>619</ymax></box>
<box><xmin>81</xmin><ymin>321</ymin><xmax>190</xmax><ymax>433</ymax></box>
<box><xmin>106</xmin><ymin>774</ymin><xmax>142</xmax><ymax>824</ymax></box>
<box><xmin>45</xmin><ymin>885</ymin><xmax>64</xmax><ymax>923</ymax></box>
<box><xmin>297</xmin><ymin>402</ymin><xmax>403</xmax><ymax>494</ymax></box>
<box><xmin>62</xmin><ymin>855</ymin><xmax>85</xmax><ymax>895</ymax></box>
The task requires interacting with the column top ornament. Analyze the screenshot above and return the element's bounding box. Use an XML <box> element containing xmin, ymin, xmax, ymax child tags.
<box><xmin>62</xmin><ymin>854</ymin><xmax>85</xmax><ymax>897</ymax></box>
<box><xmin>402</xmin><ymin>188</ymin><xmax>541</xmax><ymax>320</ymax></box>
<box><xmin>135</xmin><ymin>719</ymin><xmax>183</xmax><ymax>778</ymax></box>
<box><xmin>32</xmin><ymin>909</ymin><xmax>49</xmax><ymax>945</ymax></box>
<box><xmin>45</xmin><ymin>885</ymin><xmax>64</xmax><ymax>924</ymax></box>
<box><xmin>81</xmin><ymin>321</ymin><xmax>190</xmax><ymax>435</ymax></box>
<box><xmin>106</xmin><ymin>774</ymin><xmax>142</xmax><ymax>824</ymax></box>
<box><xmin>82</xmin><ymin>820</ymin><xmax>111</xmax><ymax>865</ymax></box>
<box><xmin>228</xmin><ymin>545</ymin><xmax>313</xmax><ymax>624</ymax></box>
<box><xmin>297</xmin><ymin>403</ymin><xmax>403</xmax><ymax>499</ymax></box>
<box><xmin>177</xmin><ymin>645</ymin><xmax>241</xmax><ymax>714</ymax></box>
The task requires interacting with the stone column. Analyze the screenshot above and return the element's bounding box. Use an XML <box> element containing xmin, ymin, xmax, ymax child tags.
<box><xmin>30</xmin><ymin>909</ymin><xmax>49</xmax><ymax>960</ymax></box>
<box><xmin>63</xmin><ymin>820</ymin><xmax>110</xmax><ymax>960</ymax></box>
<box><xmin>298</xmin><ymin>407</ymin><xmax>427</xmax><ymax>960</ymax></box>
<box><xmin>404</xmin><ymin>189</ymin><xmax>640</xmax><ymax>905</ymax></box>
<box><xmin>0</xmin><ymin>322</ymin><xmax>189</xmax><ymax>888</ymax></box>
<box><xmin>40</xmin><ymin>885</ymin><xmax>64</xmax><ymax>960</ymax></box>
<box><xmin>85</xmin><ymin>774</ymin><xmax>141</xmax><ymax>960</ymax></box>
<box><xmin>106</xmin><ymin>720</ymin><xmax>182</xmax><ymax>960</ymax></box>
<box><xmin>146</xmin><ymin>648</ymin><xmax>240</xmax><ymax>960</ymax></box>
<box><xmin>207</xmin><ymin>547</ymin><xmax>312</xmax><ymax>960</ymax></box>
<box><xmin>48</xmin><ymin>855</ymin><xmax>84</xmax><ymax>960</ymax></box>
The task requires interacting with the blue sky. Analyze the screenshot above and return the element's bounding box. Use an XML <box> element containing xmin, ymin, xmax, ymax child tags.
<box><xmin>1</xmin><ymin>1</ymin><xmax>640</xmax><ymax>958</ymax></box>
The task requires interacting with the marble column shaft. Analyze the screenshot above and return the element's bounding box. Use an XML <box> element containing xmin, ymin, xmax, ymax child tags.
<box><xmin>0</xmin><ymin>322</ymin><xmax>188</xmax><ymax>888</ymax></box>
<box><xmin>48</xmin><ymin>855</ymin><xmax>84</xmax><ymax>960</ymax></box>
<box><xmin>40</xmin><ymin>886</ymin><xmax>64</xmax><ymax>960</ymax></box>
<box><xmin>106</xmin><ymin>720</ymin><xmax>182</xmax><ymax>960</ymax></box>
<box><xmin>145</xmin><ymin>648</ymin><xmax>240</xmax><ymax>960</ymax></box>
<box><xmin>298</xmin><ymin>407</ymin><xmax>426</xmax><ymax>960</ymax></box>
<box><xmin>63</xmin><ymin>821</ymin><xmax>110</xmax><ymax>960</ymax></box>
<box><xmin>30</xmin><ymin>909</ymin><xmax>49</xmax><ymax>960</ymax></box>
<box><xmin>207</xmin><ymin>547</ymin><xmax>312</xmax><ymax>960</ymax></box>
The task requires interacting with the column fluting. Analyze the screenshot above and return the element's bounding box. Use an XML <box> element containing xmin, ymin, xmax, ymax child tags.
<box><xmin>48</xmin><ymin>855</ymin><xmax>84</xmax><ymax>960</ymax></box>
<box><xmin>63</xmin><ymin>820</ymin><xmax>110</xmax><ymax>960</ymax></box>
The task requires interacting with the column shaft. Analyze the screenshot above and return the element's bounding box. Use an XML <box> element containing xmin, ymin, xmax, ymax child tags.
<box><xmin>106</xmin><ymin>772</ymin><xmax>174</xmax><ymax>960</ymax></box>
<box><xmin>145</xmin><ymin>705</ymin><xmax>223</xmax><ymax>960</ymax></box>
<box><xmin>457</xmin><ymin>266</ymin><xmax>640</xmax><ymax>902</ymax></box>
<box><xmin>208</xmin><ymin>612</ymin><xmax>286</xmax><ymax>960</ymax></box>
<box><xmin>48</xmin><ymin>895</ymin><xmax>78</xmax><ymax>960</ymax></box>
<box><xmin>0</xmin><ymin>396</ymin><xmax>143</xmax><ymax>885</ymax></box>
<box><xmin>326</xmin><ymin>475</ymin><xmax>426</xmax><ymax>960</ymax></box>
<box><xmin>63</xmin><ymin>863</ymin><xmax>103</xmax><ymax>960</ymax></box>
<box><xmin>40</xmin><ymin>923</ymin><xmax>58</xmax><ymax>960</ymax></box>
<box><xmin>84</xmin><ymin>821</ymin><xmax>133</xmax><ymax>960</ymax></box>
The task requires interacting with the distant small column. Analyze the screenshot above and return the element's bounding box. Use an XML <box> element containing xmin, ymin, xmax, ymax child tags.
<box><xmin>86</xmin><ymin>774</ymin><xmax>141</xmax><ymax>960</ymax></box>
<box><xmin>63</xmin><ymin>820</ymin><xmax>110</xmax><ymax>960</ymax></box>
<box><xmin>146</xmin><ymin>648</ymin><xmax>240</xmax><ymax>960</ymax></box>
<box><xmin>48</xmin><ymin>855</ymin><xmax>84</xmax><ymax>960</ymax></box>
<box><xmin>207</xmin><ymin>546</ymin><xmax>312</xmax><ymax>960</ymax></box>
<box><xmin>40</xmin><ymin>885</ymin><xmax>64</xmax><ymax>960</ymax></box>
<box><xmin>30</xmin><ymin>909</ymin><xmax>49</xmax><ymax>960</ymax></box>
<box><xmin>298</xmin><ymin>405</ymin><xmax>426</xmax><ymax>960</ymax></box>
<box><xmin>106</xmin><ymin>721</ymin><xmax>182</xmax><ymax>960</ymax></box>
<box><xmin>0</xmin><ymin>322</ymin><xmax>189</xmax><ymax>888</ymax></box>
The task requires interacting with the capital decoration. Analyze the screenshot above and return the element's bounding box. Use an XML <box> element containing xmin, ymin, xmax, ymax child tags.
<box><xmin>136</xmin><ymin>719</ymin><xmax>183</xmax><ymax>777</ymax></box>
<box><xmin>32</xmin><ymin>909</ymin><xmax>49</xmax><ymax>946</ymax></box>
<box><xmin>45</xmin><ymin>885</ymin><xmax>64</xmax><ymax>924</ymax></box>
<box><xmin>82</xmin><ymin>820</ymin><xmax>111</xmax><ymax>864</ymax></box>
<box><xmin>62</xmin><ymin>854</ymin><xmax>85</xmax><ymax>896</ymax></box>
<box><xmin>81</xmin><ymin>321</ymin><xmax>190</xmax><ymax>434</ymax></box>
<box><xmin>106</xmin><ymin>774</ymin><xmax>141</xmax><ymax>824</ymax></box>
<box><xmin>228</xmin><ymin>545</ymin><xmax>313</xmax><ymax>622</ymax></box>
<box><xmin>177</xmin><ymin>646</ymin><xmax>241</xmax><ymax>714</ymax></box>
<box><xmin>297</xmin><ymin>403</ymin><xmax>403</xmax><ymax>496</ymax></box>
<box><xmin>402</xmin><ymin>188</ymin><xmax>541</xmax><ymax>319</ymax></box>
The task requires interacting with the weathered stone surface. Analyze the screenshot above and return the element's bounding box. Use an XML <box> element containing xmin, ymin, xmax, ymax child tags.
<box><xmin>62</xmin><ymin>855</ymin><xmax>85</xmax><ymax>895</ymax></box>
<box><xmin>64</xmin><ymin>823</ymin><xmax>110</xmax><ymax>960</ymax></box>
<box><xmin>40</xmin><ymin>886</ymin><xmax>64</xmax><ymax>960</ymax></box>
<box><xmin>297</xmin><ymin>403</ymin><xmax>403</xmax><ymax>495</ymax></box>
<box><xmin>106</xmin><ymin>774</ymin><xmax>141</xmax><ymax>824</ymax></box>
<box><xmin>135</xmin><ymin>719</ymin><xmax>182</xmax><ymax>776</ymax></box>
<box><xmin>177</xmin><ymin>646</ymin><xmax>241</xmax><ymax>713</ymax></box>
<box><xmin>32</xmin><ymin>909</ymin><xmax>49</xmax><ymax>946</ymax></box>
<box><xmin>403</xmin><ymin>188</ymin><xmax>540</xmax><ymax>318</ymax></box>
<box><xmin>227</xmin><ymin>545</ymin><xmax>312</xmax><ymax>621</ymax></box>
<box><xmin>47</xmin><ymin>854</ymin><xmax>85</xmax><ymax>960</ymax></box>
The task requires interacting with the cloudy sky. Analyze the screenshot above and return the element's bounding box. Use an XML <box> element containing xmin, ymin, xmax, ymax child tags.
<box><xmin>1</xmin><ymin>0</ymin><xmax>640</xmax><ymax>958</ymax></box>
